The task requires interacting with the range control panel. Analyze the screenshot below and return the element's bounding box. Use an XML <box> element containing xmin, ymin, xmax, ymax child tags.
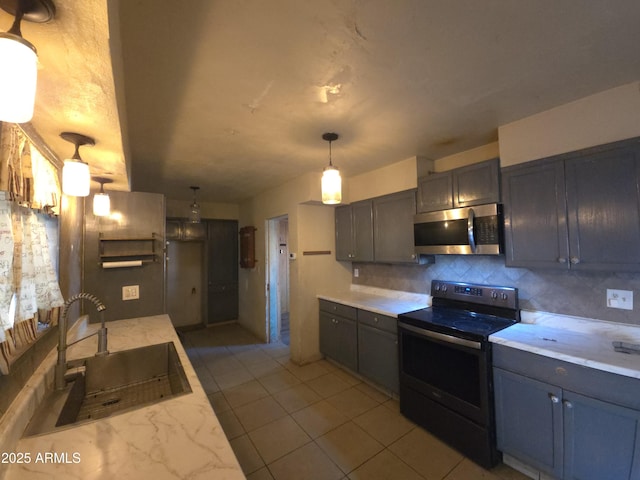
<box><xmin>431</xmin><ymin>280</ymin><xmax>518</xmax><ymax>309</ymax></box>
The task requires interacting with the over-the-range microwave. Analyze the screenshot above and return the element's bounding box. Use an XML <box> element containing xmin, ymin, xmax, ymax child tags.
<box><xmin>413</xmin><ymin>203</ymin><xmax>504</xmax><ymax>255</ymax></box>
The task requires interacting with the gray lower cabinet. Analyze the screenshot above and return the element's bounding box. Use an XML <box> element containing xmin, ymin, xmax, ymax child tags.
<box><xmin>319</xmin><ymin>300</ymin><xmax>399</xmax><ymax>393</ymax></box>
<box><xmin>494</xmin><ymin>345</ymin><xmax>640</xmax><ymax>480</ymax></box>
<box><xmin>319</xmin><ymin>300</ymin><xmax>358</xmax><ymax>371</ymax></box>
<box><xmin>502</xmin><ymin>137</ymin><xmax>640</xmax><ymax>271</ymax></box>
<box><xmin>357</xmin><ymin>310</ymin><xmax>398</xmax><ymax>394</ymax></box>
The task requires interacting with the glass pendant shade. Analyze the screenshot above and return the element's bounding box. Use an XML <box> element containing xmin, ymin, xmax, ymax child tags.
<box><xmin>62</xmin><ymin>160</ymin><xmax>90</xmax><ymax>197</ymax></box>
<box><xmin>93</xmin><ymin>192</ymin><xmax>110</xmax><ymax>216</ymax></box>
<box><xmin>188</xmin><ymin>186</ymin><xmax>201</xmax><ymax>223</ymax></box>
<box><xmin>322</xmin><ymin>165</ymin><xmax>342</xmax><ymax>204</ymax></box>
<box><xmin>0</xmin><ymin>33</ymin><xmax>37</xmax><ymax>123</ymax></box>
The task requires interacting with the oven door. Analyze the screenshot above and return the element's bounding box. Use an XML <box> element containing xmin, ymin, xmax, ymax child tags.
<box><xmin>398</xmin><ymin>321</ymin><xmax>491</xmax><ymax>426</ymax></box>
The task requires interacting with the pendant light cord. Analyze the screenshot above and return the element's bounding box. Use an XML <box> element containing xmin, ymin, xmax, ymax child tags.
<box><xmin>8</xmin><ymin>1</ymin><xmax>25</xmax><ymax>36</ymax></box>
<box><xmin>328</xmin><ymin>140</ymin><xmax>333</xmax><ymax>167</ymax></box>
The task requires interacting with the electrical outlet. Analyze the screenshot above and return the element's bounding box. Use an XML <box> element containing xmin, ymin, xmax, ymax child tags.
<box><xmin>607</xmin><ymin>289</ymin><xmax>633</xmax><ymax>310</ymax></box>
<box><xmin>122</xmin><ymin>285</ymin><xmax>140</xmax><ymax>301</ymax></box>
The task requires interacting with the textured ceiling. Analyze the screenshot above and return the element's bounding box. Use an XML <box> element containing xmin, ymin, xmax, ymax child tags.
<box><xmin>4</xmin><ymin>1</ymin><xmax>640</xmax><ymax>203</ymax></box>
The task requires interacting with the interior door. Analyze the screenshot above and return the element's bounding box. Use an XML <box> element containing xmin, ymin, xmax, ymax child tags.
<box><xmin>207</xmin><ymin>220</ymin><xmax>239</xmax><ymax>324</ymax></box>
<box><xmin>166</xmin><ymin>240</ymin><xmax>204</xmax><ymax>327</ymax></box>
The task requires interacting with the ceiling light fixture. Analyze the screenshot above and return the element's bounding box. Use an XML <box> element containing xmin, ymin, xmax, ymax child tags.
<box><xmin>60</xmin><ymin>132</ymin><xmax>94</xmax><ymax>197</ymax></box>
<box><xmin>189</xmin><ymin>186</ymin><xmax>201</xmax><ymax>223</ymax></box>
<box><xmin>321</xmin><ymin>132</ymin><xmax>342</xmax><ymax>205</ymax></box>
<box><xmin>0</xmin><ymin>0</ymin><xmax>55</xmax><ymax>123</ymax></box>
<box><xmin>92</xmin><ymin>177</ymin><xmax>112</xmax><ymax>217</ymax></box>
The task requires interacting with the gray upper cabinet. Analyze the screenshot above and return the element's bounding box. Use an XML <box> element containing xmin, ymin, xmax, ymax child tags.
<box><xmin>417</xmin><ymin>158</ymin><xmax>500</xmax><ymax>213</ymax></box>
<box><xmin>335</xmin><ymin>200</ymin><xmax>374</xmax><ymax>262</ymax></box>
<box><xmin>503</xmin><ymin>138</ymin><xmax>640</xmax><ymax>271</ymax></box>
<box><xmin>373</xmin><ymin>189</ymin><xmax>419</xmax><ymax>263</ymax></box>
<box><xmin>417</xmin><ymin>171</ymin><xmax>453</xmax><ymax>212</ymax></box>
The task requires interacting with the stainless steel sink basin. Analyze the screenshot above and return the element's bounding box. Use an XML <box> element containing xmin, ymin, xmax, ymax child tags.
<box><xmin>24</xmin><ymin>342</ymin><xmax>192</xmax><ymax>437</ymax></box>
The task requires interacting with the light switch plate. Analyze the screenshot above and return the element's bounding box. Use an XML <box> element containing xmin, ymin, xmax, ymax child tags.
<box><xmin>122</xmin><ymin>285</ymin><xmax>140</xmax><ymax>301</ymax></box>
<box><xmin>607</xmin><ymin>289</ymin><xmax>633</xmax><ymax>310</ymax></box>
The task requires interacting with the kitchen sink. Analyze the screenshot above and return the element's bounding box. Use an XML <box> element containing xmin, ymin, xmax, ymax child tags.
<box><xmin>24</xmin><ymin>341</ymin><xmax>192</xmax><ymax>437</ymax></box>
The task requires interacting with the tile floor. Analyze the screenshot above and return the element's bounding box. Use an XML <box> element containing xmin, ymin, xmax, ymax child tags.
<box><xmin>179</xmin><ymin>323</ymin><xmax>530</xmax><ymax>480</ymax></box>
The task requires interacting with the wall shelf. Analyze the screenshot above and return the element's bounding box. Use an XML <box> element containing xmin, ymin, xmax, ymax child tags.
<box><xmin>99</xmin><ymin>233</ymin><xmax>158</xmax><ymax>262</ymax></box>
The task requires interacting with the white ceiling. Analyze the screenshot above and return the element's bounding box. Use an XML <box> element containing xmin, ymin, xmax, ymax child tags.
<box><xmin>4</xmin><ymin>1</ymin><xmax>640</xmax><ymax>203</ymax></box>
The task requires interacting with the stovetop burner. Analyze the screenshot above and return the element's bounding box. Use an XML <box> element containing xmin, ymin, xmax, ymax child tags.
<box><xmin>398</xmin><ymin>280</ymin><xmax>520</xmax><ymax>341</ymax></box>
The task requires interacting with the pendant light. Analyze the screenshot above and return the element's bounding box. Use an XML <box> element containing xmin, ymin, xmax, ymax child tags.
<box><xmin>321</xmin><ymin>132</ymin><xmax>342</xmax><ymax>205</ymax></box>
<box><xmin>61</xmin><ymin>132</ymin><xmax>94</xmax><ymax>197</ymax></box>
<box><xmin>189</xmin><ymin>186</ymin><xmax>201</xmax><ymax>223</ymax></box>
<box><xmin>92</xmin><ymin>177</ymin><xmax>112</xmax><ymax>217</ymax></box>
<box><xmin>0</xmin><ymin>0</ymin><xmax>55</xmax><ymax>123</ymax></box>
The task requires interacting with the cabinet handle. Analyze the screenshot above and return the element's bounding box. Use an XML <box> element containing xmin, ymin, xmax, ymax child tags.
<box><xmin>549</xmin><ymin>394</ymin><xmax>560</xmax><ymax>403</ymax></box>
<box><xmin>564</xmin><ymin>400</ymin><xmax>573</xmax><ymax>409</ymax></box>
<box><xmin>411</xmin><ymin>253</ymin><xmax>417</xmax><ymax>259</ymax></box>
<box><xmin>570</xmin><ymin>256</ymin><xmax>580</xmax><ymax>265</ymax></box>
<box><xmin>373</xmin><ymin>317</ymin><xmax>379</xmax><ymax>323</ymax></box>
<box><xmin>557</xmin><ymin>257</ymin><xmax>567</xmax><ymax>264</ymax></box>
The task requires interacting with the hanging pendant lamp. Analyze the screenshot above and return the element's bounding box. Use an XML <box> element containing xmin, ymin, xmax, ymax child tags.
<box><xmin>61</xmin><ymin>132</ymin><xmax>94</xmax><ymax>197</ymax></box>
<box><xmin>321</xmin><ymin>132</ymin><xmax>342</xmax><ymax>205</ymax></box>
<box><xmin>189</xmin><ymin>186</ymin><xmax>201</xmax><ymax>223</ymax></box>
<box><xmin>92</xmin><ymin>177</ymin><xmax>112</xmax><ymax>217</ymax></box>
<box><xmin>0</xmin><ymin>0</ymin><xmax>55</xmax><ymax>123</ymax></box>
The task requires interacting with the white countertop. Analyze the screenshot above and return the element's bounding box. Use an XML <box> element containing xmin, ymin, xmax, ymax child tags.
<box><xmin>490</xmin><ymin>310</ymin><xmax>640</xmax><ymax>380</ymax></box>
<box><xmin>0</xmin><ymin>315</ymin><xmax>244</xmax><ymax>480</ymax></box>
<box><xmin>317</xmin><ymin>285</ymin><xmax>431</xmax><ymax>317</ymax></box>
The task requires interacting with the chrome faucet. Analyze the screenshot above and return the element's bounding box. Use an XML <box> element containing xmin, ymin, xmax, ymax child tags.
<box><xmin>55</xmin><ymin>293</ymin><xmax>107</xmax><ymax>390</ymax></box>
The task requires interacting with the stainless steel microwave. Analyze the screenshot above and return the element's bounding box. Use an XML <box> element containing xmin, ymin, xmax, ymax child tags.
<box><xmin>413</xmin><ymin>203</ymin><xmax>504</xmax><ymax>255</ymax></box>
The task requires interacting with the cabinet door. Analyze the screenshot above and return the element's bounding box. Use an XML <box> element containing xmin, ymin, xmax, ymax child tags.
<box><xmin>565</xmin><ymin>144</ymin><xmax>640</xmax><ymax>271</ymax></box>
<box><xmin>318</xmin><ymin>311</ymin><xmax>357</xmax><ymax>371</ymax></box>
<box><xmin>417</xmin><ymin>171</ymin><xmax>453</xmax><ymax>212</ymax></box>
<box><xmin>563</xmin><ymin>390</ymin><xmax>640</xmax><ymax>480</ymax></box>
<box><xmin>453</xmin><ymin>158</ymin><xmax>500</xmax><ymax>207</ymax></box>
<box><xmin>207</xmin><ymin>220</ymin><xmax>239</xmax><ymax>323</ymax></box>
<box><xmin>358</xmin><ymin>323</ymin><xmax>398</xmax><ymax>393</ymax></box>
<box><xmin>502</xmin><ymin>160</ymin><xmax>570</xmax><ymax>269</ymax></box>
<box><xmin>335</xmin><ymin>205</ymin><xmax>353</xmax><ymax>261</ymax></box>
<box><xmin>494</xmin><ymin>368</ymin><xmax>564</xmax><ymax>478</ymax></box>
<box><xmin>351</xmin><ymin>200</ymin><xmax>374</xmax><ymax>262</ymax></box>
<box><xmin>373</xmin><ymin>190</ymin><xmax>418</xmax><ymax>263</ymax></box>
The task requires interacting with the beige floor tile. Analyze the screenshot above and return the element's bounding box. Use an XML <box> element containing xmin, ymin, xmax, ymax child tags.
<box><xmin>444</xmin><ymin>458</ymin><xmax>504</xmax><ymax>480</ymax></box>
<box><xmin>235</xmin><ymin>347</ymin><xmax>273</xmax><ymax>366</ymax></box>
<box><xmin>283</xmin><ymin>360</ymin><xmax>329</xmax><ymax>382</ymax></box>
<box><xmin>353</xmin><ymin>404</ymin><xmax>415</xmax><ymax>446</ymax></box>
<box><xmin>216</xmin><ymin>409</ymin><xmax>245</xmax><ymax>439</ymax></box>
<box><xmin>259</xmin><ymin>370</ymin><xmax>302</xmax><ymax>394</ymax></box>
<box><xmin>381</xmin><ymin>397</ymin><xmax>401</xmax><ymax>414</ymax></box>
<box><xmin>207</xmin><ymin>355</ymin><xmax>246</xmax><ymax>376</ymax></box>
<box><xmin>330</xmin><ymin>367</ymin><xmax>362</xmax><ymax>387</ymax></box>
<box><xmin>247</xmin><ymin>467</ymin><xmax>275</xmax><ymax>480</ymax></box>
<box><xmin>248</xmin><ymin>416</ymin><xmax>311</xmax><ymax>464</ymax></box>
<box><xmin>389</xmin><ymin>427</ymin><xmax>463</xmax><ymax>479</ymax></box>
<box><xmin>326</xmin><ymin>386</ymin><xmax>380</xmax><ymax>418</ymax></box>
<box><xmin>490</xmin><ymin>463</ymin><xmax>533</xmax><ymax>480</ymax></box>
<box><xmin>261</xmin><ymin>343</ymin><xmax>291</xmax><ymax>358</ymax></box>
<box><xmin>234</xmin><ymin>396</ymin><xmax>288</xmax><ymax>432</ymax></box>
<box><xmin>214</xmin><ymin>367</ymin><xmax>254</xmax><ymax>390</ymax></box>
<box><xmin>354</xmin><ymin>382</ymin><xmax>393</xmax><ymax>403</ymax></box>
<box><xmin>306</xmin><ymin>373</ymin><xmax>352</xmax><ymax>398</ymax></box>
<box><xmin>208</xmin><ymin>391</ymin><xmax>231</xmax><ymax>414</ymax></box>
<box><xmin>193</xmin><ymin>365</ymin><xmax>220</xmax><ymax>394</ymax></box>
<box><xmin>316</xmin><ymin>421</ymin><xmax>384</xmax><ymax>474</ymax></box>
<box><xmin>224</xmin><ymin>379</ymin><xmax>270</xmax><ymax>408</ymax></box>
<box><xmin>247</xmin><ymin>358</ymin><xmax>287</xmax><ymax>378</ymax></box>
<box><xmin>273</xmin><ymin>383</ymin><xmax>322</xmax><ymax>413</ymax></box>
<box><xmin>269</xmin><ymin>442</ymin><xmax>343</xmax><ymax>480</ymax></box>
<box><xmin>348</xmin><ymin>449</ymin><xmax>423</xmax><ymax>480</ymax></box>
<box><xmin>291</xmin><ymin>400</ymin><xmax>350</xmax><ymax>439</ymax></box>
<box><xmin>229</xmin><ymin>434</ymin><xmax>265</xmax><ymax>475</ymax></box>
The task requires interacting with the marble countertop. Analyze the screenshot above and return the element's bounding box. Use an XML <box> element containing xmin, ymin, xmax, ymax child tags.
<box><xmin>490</xmin><ymin>311</ymin><xmax>640</xmax><ymax>380</ymax></box>
<box><xmin>317</xmin><ymin>285</ymin><xmax>431</xmax><ymax>317</ymax></box>
<box><xmin>0</xmin><ymin>315</ymin><xmax>244</xmax><ymax>480</ymax></box>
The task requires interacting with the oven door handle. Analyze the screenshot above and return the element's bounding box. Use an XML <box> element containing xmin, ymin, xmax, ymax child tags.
<box><xmin>398</xmin><ymin>321</ymin><xmax>482</xmax><ymax>350</ymax></box>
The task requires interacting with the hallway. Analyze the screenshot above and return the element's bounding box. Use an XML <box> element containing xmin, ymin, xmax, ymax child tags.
<box><xmin>179</xmin><ymin>323</ymin><xmax>528</xmax><ymax>480</ymax></box>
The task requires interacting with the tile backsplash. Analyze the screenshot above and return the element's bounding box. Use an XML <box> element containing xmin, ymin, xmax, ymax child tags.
<box><xmin>353</xmin><ymin>256</ymin><xmax>640</xmax><ymax>325</ymax></box>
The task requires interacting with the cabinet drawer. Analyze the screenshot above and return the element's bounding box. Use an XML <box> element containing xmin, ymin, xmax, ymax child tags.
<box><xmin>358</xmin><ymin>309</ymin><xmax>397</xmax><ymax>334</ymax></box>
<box><xmin>318</xmin><ymin>299</ymin><xmax>357</xmax><ymax>320</ymax></box>
<box><xmin>493</xmin><ymin>344</ymin><xmax>640</xmax><ymax>410</ymax></box>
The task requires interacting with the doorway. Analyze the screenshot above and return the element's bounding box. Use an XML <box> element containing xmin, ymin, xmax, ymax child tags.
<box><xmin>266</xmin><ymin>215</ymin><xmax>290</xmax><ymax>344</ymax></box>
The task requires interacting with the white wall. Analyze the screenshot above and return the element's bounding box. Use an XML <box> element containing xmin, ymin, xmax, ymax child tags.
<box><xmin>499</xmin><ymin>81</ymin><xmax>640</xmax><ymax>166</ymax></box>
